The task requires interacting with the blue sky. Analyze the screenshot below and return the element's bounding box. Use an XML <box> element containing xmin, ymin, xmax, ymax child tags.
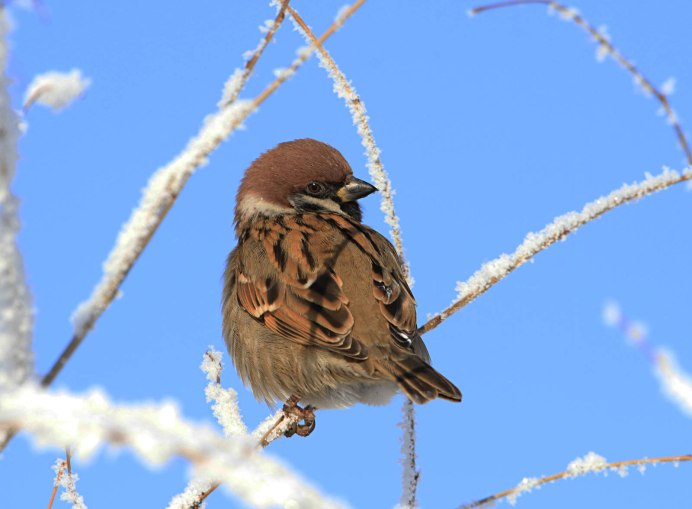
<box><xmin>3</xmin><ymin>1</ymin><xmax>692</xmax><ymax>508</ymax></box>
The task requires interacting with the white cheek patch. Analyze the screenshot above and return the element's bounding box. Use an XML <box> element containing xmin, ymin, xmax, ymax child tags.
<box><xmin>238</xmin><ymin>194</ymin><xmax>294</xmax><ymax>219</ymax></box>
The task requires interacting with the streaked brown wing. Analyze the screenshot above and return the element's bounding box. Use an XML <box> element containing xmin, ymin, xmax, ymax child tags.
<box><xmin>325</xmin><ymin>214</ymin><xmax>419</xmax><ymax>350</ymax></box>
<box><xmin>236</xmin><ymin>214</ymin><xmax>367</xmax><ymax>360</ymax></box>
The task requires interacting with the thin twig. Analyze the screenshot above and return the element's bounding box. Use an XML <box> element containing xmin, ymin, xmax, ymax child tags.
<box><xmin>460</xmin><ymin>453</ymin><xmax>692</xmax><ymax>508</ymax></box>
<box><xmin>47</xmin><ymin>465</ymin><xmax>63</xmax><ymax>509</ymax></box>
<box><xmin>0</xmin><ymin>0</ymin><xmax>366</xmax><ymax>458</ymax></box>
<box><xmin>190</xmin><ymin>482</ymin><xmax>220</xmax><ymax>509</ymax></box>
<box><xmin>65</xmin><ymin>446</ymin><xmax>72</xmax><ymax>474</ymax></box>
<box><xmin>419</xmin><ymin>166</ymin><xmax>692</xmax><ymax>335</ymax></box>
<box><xmin>470</xmin><ymin>0</ymin><xmax>692</xmax><ymax>164</ymax></box>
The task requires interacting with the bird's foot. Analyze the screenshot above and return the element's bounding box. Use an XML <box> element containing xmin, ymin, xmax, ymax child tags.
<box><xmin>282</xmin><ymin>395</ymin><xmax>316</xmax><ymax>438</ymax></box>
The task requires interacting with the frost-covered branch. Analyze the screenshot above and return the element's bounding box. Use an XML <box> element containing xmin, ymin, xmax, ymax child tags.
<box><xmin>219</xmin><ymin>0</ymin><xmax>290</xmax><ymax>109</ymax></box>
<box><xmin>420</xmin><ymin>166</ymin><xmax>692</xmax><ymax>335</ymax></box>
<box><xmin>398</xmin><ymin>399</ymin><xmax>419</xmax><ymax>509</ymax></box>
<box><xmin>0</xmin><ymin>8</ymin><xmax>34</xmax><ymax>392</ymax></box>
<box><xmin>286</xmin><ymin>4</ymin><xmax>408</xmax><ymax>275</ymax></box>
<box><xmin>604</xmin><ymin>302</ymin><xmax>692</xmax><ymax>417</ymax></box>
<box><xmin>168</xmin><ymin>350</ymin><xmax>303</xmax><ymax>508</ymax></box>
<box><xmin>30</xmin><ymin>0</ymin><xmax>365</xmax><ymax>419</ymax></box>
<box><xmin>201</xmin><ymin>348</ymin><xmax>247</xmax><ymax>437</ymax></box>
<box><xmin>460</xmin><ymin>452</ymin><xmax>692</xmax><ymax>508</ymax></box>
<box><xmin>23</xmin><ymin>69</ymin><xmax>91</xmax><ymax>112</ymax></box>
<box><xmin>49</xmin><ymin>455</ymin><xmax>87</xmax><ymax>509</ymax></box>
<box><xmin>469</xmin><ymin>0</ymin><xmax>692</xmax><ymax>165</ymax></box>
<box><xmin>0</xmin><ymin>384</ymin><xmax>345</xmax><ymax>509</ymax></box>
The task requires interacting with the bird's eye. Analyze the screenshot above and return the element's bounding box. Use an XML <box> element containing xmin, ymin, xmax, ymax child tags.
<box><xmin>305</xmin><ymin>181</ymin><xmax>325</xmax><ymax>195</ymax></box>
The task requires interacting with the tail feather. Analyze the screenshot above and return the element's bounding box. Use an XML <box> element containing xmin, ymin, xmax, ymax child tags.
<box><xmin>388</xmin><ymin>355</ymin><xmax>462</xmax><ymax>404</ymax></box>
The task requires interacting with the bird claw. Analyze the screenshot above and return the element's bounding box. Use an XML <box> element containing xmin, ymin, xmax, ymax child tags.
<box><xmin>282</xmin><ymin>398</ymin><xmax>316</xmax><ymax>438</ymax></box>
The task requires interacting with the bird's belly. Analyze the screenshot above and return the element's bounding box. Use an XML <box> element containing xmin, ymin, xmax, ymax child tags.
<box><xmin>302</xmin><ymin>379</ymin><xmax>399</xmax><ymax>409</ymax></box>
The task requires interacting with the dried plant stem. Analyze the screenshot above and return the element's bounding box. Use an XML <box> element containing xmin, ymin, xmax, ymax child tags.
<box><xmin>0</xmin><ymin>0</ymin><xmax>365</xmax><ymax>457</ymax></box>
<box><xmin>460</xmin><ymin>454</ymin><xmax>692</xmax><ymax>508</ymax></box>
<box><xmin>47</xmin><ymin>467</ymin><xmax>63</xmax><ymax>509</ymax></box>
<box><xmin>419</xmin><ymin>167</ymin><xmax>692</xmax><ymax>335</ymax></box>
<box><xmin>470</xmin><ymin>0</ymin><xmax>692</xmax><ymax>164</ymax></box>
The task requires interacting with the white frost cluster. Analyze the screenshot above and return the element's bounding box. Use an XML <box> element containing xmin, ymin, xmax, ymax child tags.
<box><xmin>555</xmin><ymin>5</ymin><xmax>579</xmax><ymax>21</ymax></box>
<box><xmin>661</xmin><ymin>77</ymin><xmax>676</xmax><ymax>96</ymax></box>
<box><xmin>23</xmin><ymin>69</ymin><xmax>91</xmax><ymax>111</ymax></box>
<box><xmin>0</xmin><ymin>10</ymin><xmax>34</xmax><ymax>390</ymax></box>
<box><xmin>334</xmin><ymin>5</ymin><xmax>353</xmax><ymax>25</ymax></box>
<box><xmin>602</xmin><ymin>301</ymin><xmax>621</xmax><ymax>327</ymax></box>
<box><xmin>506</xmin><ymin>477</ymin><xmax>540</xmax><ymax>506</ymax></box>
<box><xmin>53</xmin><ymin>459</ymin><xmax>88</xmax><ymax>509</ymax></box>
<box><xmin>201</xmin><ymin>348</ymin><xmax>248</xmax><ymax>436</ymax></box>
<box><xmin>0</xmin><ymin>384</ymin><xmax>343</xmax><ymax>509</ymax></box>
<box><xmin>655</xmin><ymin>351</ymin><xmax>692</xmax><ymax>417</ymax></box>
<box><xmin>450</xmin><ymin>166</ymin><xmax>692</xmax><ymax>314</ymax></box>
<box><xmin>566</xmin><ymin>451</ymin><xmax>608</xmax><ymax>476</ymax></box>
<box><xmin>167</xmin><ymin>476</ymin><xmax>215</xmax><ymax>509</ymax></box>
<box><xmin>594</xmin><ymin>25</ymin><xmax>611</xmax><ymax>62</ymax></box>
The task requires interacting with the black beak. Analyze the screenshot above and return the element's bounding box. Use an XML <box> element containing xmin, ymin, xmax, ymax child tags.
<box><xmin>336</xmin><ymin>177</ymin><xmax>378</xmax><ymax>202</ymax></box>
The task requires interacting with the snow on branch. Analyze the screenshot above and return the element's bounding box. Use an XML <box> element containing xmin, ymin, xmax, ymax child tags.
<box><xmin>0</xmin><ymin>9</ymin><xmax>34</xmax><ymax>391</ymax></box>
<box><xmin>469</xmin><ymin>0</ymin><xmax>692</xmax><ymax>165</ymax></box>
<box><xmin>169</xmin><ymin>349</ymin><xmax>315</xmax><ymax>508</ymax></box>
<box><xmin>201</xmin><ymin>348</ymin><xmax>247</xmax><ymax>437</ymax></box>
<box><xmin>398</xmin><ymin>399</ymin><xmax>420</xmax><ymax>509</ymax></box>
<box><xmin>50</xmin><ymin>456</ymin><xmax>87</xmax><ymax>509</ymax></box>
<box><xmin>603</xmin><ymin>302</ymin><xmax>692</xmax><ymax>417</ymax></box>
<box><xmin>286</xmin><ymin>4</ymin><xmax>409</xmax><ymax>276</ymax></box>
<box><xmin>420</xmin><ymin>166</ymin><xmax>692</xmax><ymax>335</ymax></box>
<box><xmin>219</xmin><ymin>0</ymin><xmax>290</xmax><ymax>109</ymax></box>
<box><xmin>0</xmin><ymin>384</ymin><xmax>345</xmax><ymax>509</ymax></box>
<box><xmin>24</xmin><ymin>69</ymin><xmax>91</xmax><ymax>112</ymax></box>
<box><xmin>67</xmin><ymin>0</ymin><xmax>294</xmax><ymax>352</ymax></box>
<box><xmin>460</xmin><ymin>451</ymin><xmax>692</xmax><ymax>508</ymax></box>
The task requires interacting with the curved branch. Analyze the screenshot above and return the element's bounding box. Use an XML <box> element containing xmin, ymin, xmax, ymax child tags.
<box><xmin>460</xmin><ymin>452</ymin><xmax>692</xmax><ymax>508</ymax></box>
<box><xmin>470</xmin><ymin>0</ymin><xmax>692</xmax><ymax>164</ymax></box>
<box><xmin>420</xmin><ymin>166</ymin><xmax>692</xmax><ymax>335</ymax></box>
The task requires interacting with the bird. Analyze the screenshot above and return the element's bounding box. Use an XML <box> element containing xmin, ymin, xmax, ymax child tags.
<box><xmin>222</xmin><ymin>138</ymin><xmax>461</xmax><ymax>438</ymax></box>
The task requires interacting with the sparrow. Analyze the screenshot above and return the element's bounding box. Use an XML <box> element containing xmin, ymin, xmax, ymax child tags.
<box><xmin>222</xmin><ymin>139</ymin><xmax>461</xmax><ymax>437</ymax></box>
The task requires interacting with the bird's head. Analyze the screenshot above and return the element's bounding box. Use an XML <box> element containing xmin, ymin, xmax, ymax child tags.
<box><xmin>235</xmin><ymin>138</ymin><xmax>377</xmax><ymax>228</ymax></box>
